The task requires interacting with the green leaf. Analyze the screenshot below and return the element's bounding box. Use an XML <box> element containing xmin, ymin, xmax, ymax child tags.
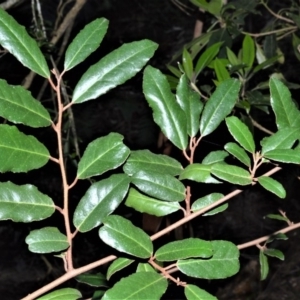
<box><xmin>143</xmin><ymin>66</ymin><xmax>188</xmax><ymax>150</ymax></box>
<box><xmin>253</xmin><ymin>55</ymin><xmax>281</xmax><ymax>74</ymax></box>
<box><xmin>202</xmin><ymin>150</ymin><xmax>229</xmax><ymax>165</ymax></box>
<box><xmin>136</xmin><ymin>263</ymin><xmax>156</xmax><ymax>273</ymax></box>
<box><xmin>264</xmin><ymin>249</ymin><xmax>284</xmax><ymax>261</ymax></box>
<box><xmin>125</xmin><ymin>188</ymin><xmax>181</xmax><ymax>217</ymax></box>
<box><xmin>191</xmin><ymin>193</ymin><xmax>227</xmax><ymax>216</ymax></box>
<box><xmin>73</xmin><ymin>174</ymin><xmax>130</xmax><ymax>232</ymax></box>
<box><xmin>72</xmin><ymin>40</ymin><xmax>158</xmax><ymax>103</ymax></box>
<box><xmin>179</xmin><ymin>164</ymin><xmax>221</xmax><ymax>184</ymax></box>
<box><xmin>259</xmin><ymin>250</ymin><xmax>269</xmax><ymax>280</ymax></box>
<box><xmin>107</xmin><ymin>258</ymin><xmax>134</xmax><ymax>280</ymax></box>
<box><xmin>226</xmin><ymin>47</ymin><xmax>240</xmax><ymax>67</ymax></box>
<box><xmin>176</xmin><ymin>74</ymin><xmax>203</xmax><ymax>137</ymax></box>
<box><xmin>99</xmin><ymin>215</ymin><xmax>153</xmax><ymax>258</ymax></box>
<box><xmin>195</xmin><ymin>42</ymin><xmax>223</xmax><ymax>76</ymax></box>
<box><xmin>225</xmin><ymin>142</ymin><xmax>251</xmax><ymax>167</ymax></box>
<box><xmin>132</xmin><ymin>170</ymin><xmax>186</xmax><ymax>201</ymax></box>
<box><xmin>266</xmin><ymin>233</ymin><xmax>288</xmax><ymax>243</ymax></box>
<box><xmin>182</xmin><ymin>48</ymin><xmax>194</xmax><ymax>79</ymax></box>
<box><xmin>0</xmin><ymin>124</ymin><xmax>49</xmax><ymax>172</ymax></box>
<box><xmin>191</xmin><ymin>0</ymin><xmax>222</xmax><ymax>16</ymax></box>
<box><xmin>64</xmin><ymin>18</ymin><xmax>109</xmax><ymax>71</ymax></box>
<box><xmin>155</xmin><ymin>238</ymin><xmax>212</xmax><ymax>261</ymax></box>
<box><xmin>211</xmin><ymin>163</ymin><xmax>252</xmax><ymax>185</ymax></box>
<box><xmin>177</xmin><ymin>240</ymin><xmax>240</xmax><ymax>279</ymax></box>
<box><xmin>213</xmin><ymin>58</ymin><xmax>230</xmax><ymax>82</ymax></box>
<box><xmin>37</xmin><ymin>288</ymin><xmax>81</xmax><ymax>300</ymax></box>
<box><xmin>102</xmin><ymin>272</ymin><xmax>167</xmax><ymax>300</ymax></box>
<box><xmin>242</xmin><ymin>35</ymin><xmax>255</xmax><ymax>71</ymax></box>
<box><xmin>261</xmin><ymin>127</ymin><xmax>299</xmax><ymax>154</ymax></box>
<box><xmin>0</xmin><ymin>9</ymin><xmax>49</xmax><ymax>78</ymax></box>
<box><xmin>263</xmin><ymin>149</ymin><xmax>300</xmax><ymax>164</ymax></box>
<box><xmin>0</xmin><ymin>181</ymin><xmax>54</xmax><ymax>222</ymax></box>
<box><xmin>76</xmin><ymin>273</ymin><xmax>108</xmax><ymax>287</ymax></box>
<box><xmin>0</xmin><ymin>80</ymin><xmax>51</xmax><ymax>127</ymax></box>
<box><xmin>257</xmin><ymin>176</ymin><xmax>286</xmax><ymax>199</ymax></box>
<box><xmin>200</xmin><ymin>79</ymin><xmax>241</xmax><ymax>137</ymax></box>
<box><xmin>123</xmin><ymin>150</ymin><xmax>182</xmax><ymax>176</ymax></box>
<box><xmin>292</xmin><ymin>33</ymin><xmax>300</xmax><ymax>61</ymax></box>
<box><xmin>185</xmin><ymin>284</ymin><xmax>217</xmax><ymax>300</ymax></box>
<box><xmin>225</xmin><ymin>116</ymin><xmax>255</xmax><ymax>153</ymax></box>
<box><xmin>269</xmin><ymin>78</ymin><xmax>300</xmax><ymax>129</ymax></box>
<box><xmin>266</xmin><ymin>214</ymin><xmax>289</xmax><ymax>222</ymax></box>
<box><xmin>25</xmin><ymin>227</ymin><xmax>68</xmax><ymax>253</ymax></box>
<box><xmin>77</xmin><ymin>133</ymin><xmax>130</xmax><ymax>179</ymax></box>
<box><xmin>263</xmin><ymin>34</ymin><xmax>277</xmax><ymax>59</ymax></box>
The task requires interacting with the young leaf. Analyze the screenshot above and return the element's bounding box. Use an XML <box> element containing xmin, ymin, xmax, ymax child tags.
<box><xmin>25</xmin><ymin>227</ymin><xmax>68</xmax><ymax>253</ymax></box>
<box><xmin>269</xmin><ymin>78</ymin><xmax>300</xmax><ymax>129</ymax></box>
<box><xmin>202</xmin><ymin>150</ymin><xmax>229</xmax><ymax>165</ymax></box>
<box><xmin>73</xmin><ymin>174</ymin><xmax>130</xmax><ymax>232</ymax></box>
<box><xmin>0</xmin><ymin>182</ymin><xmax>55</xmax><ymax>222</ymax></box>
<box><xmin>136</xmin><ymin>263</ymin><xmax>156</xmax><ymax>273</ymax></box>
<box><xmin>257</xmin><ymin>176</ymin><xmax>286</xmax><ymax>199</ymax></box>
<box><xmin>64</xmin><ymin>18</ymin><xmax>109</xmax><ymax>71</ymax></box>
<box><xmin>155</xmin><ymin>238</ymin><xmax>212</xmax><ymax>261</ymax></box>
<box><xmin>176</xmin><ymin>74</ymin><xmax>203</xmax><ymax>137</ymax></box>
<box><xmin>36</xmin><ymin>288</ymin><xmax>82</xmax><ymax>300</ymax></box>
<box><xmin>225</xmin><ymin>116</ymin><xmax>255</xmax><ymax>153</ymax></box>
<box><xmin>0</xmin><ymin>9</ymin><xmax>50</xmax><ymax>78</ymax></box>
<box><xmin>226</xmin><ymin>47</ymin><xmax>240</xmax><ymax>67</ymax></box>
<box><xmin>182</xmin><ymin>48</ymin><xmax>194</xmax><ymax>79</ymax></box>
<box><xmin>191</xmin><ymin>193</ymin><xmax>226</xmax><ymax>216</ymax></box>
<box><xmin>72</xmin><ymin>40</ymin><xmax>158</xmax><ymax>103</ymax></box>
<box><xmin>225</xmin><ymin>142</ymin><xmax>251</xmax><ymax>167</ymax></box>
<box><xmin>123</xmin><ymin>150</ymin><xmax>182</xmax><ymax>176</ymax></box>
<box><xmin>99</xmin><ymin>215</ymin><xmax>153</xmax><ymax>258</ymax></box>
<box><xmin>132</xmin><ymin>170</ymin><xmax>186</xmax><ymax>201</ymax></box>
<box><xmin>259</xmin><ymin>250</ymin><xmax>269</xmax><ymax>280</ymax></box>
<box><xmin>211</xmin><ymin>163</ymin><xmax>252</xmax><ymax>185</ymax></box>
<box><xmin>143</xmin><ymin>66</ymin><xmax>188</xmax><ymax>150</ymax></box>
<box><xmin>76</xmin><ymin>273</ymin><xmax>108</xmax><ymax>287</ymax></box>
<box><xmin>0</xmin><ymin>124</ymin><xmax>49</xmax><ymax>172</ymax></box>
<box><xmin>177</xmin><ymin>240</ymin><xmax>240</xmax><ymax>279</ymax></box>
<box><xmin>264</xmin><ymin>249</ymin><xmax>284</xmax><ymax>261</ymax></box>
<box><xmin>242</xmin><ymin>35</ymin><xmax>255</xmax><ymax>72</ymax></box>
<box><xmin>102</xmin><ymin>272</ymin><xmax>167</xmax><ymax>300</ymax></box>
<box><xmin>77</xmin><ymin>133</ymin><xmax>130</xmax><ymax>179</ymax></box>
<box><xmin>266</xmin><ymin>214</ymin><xmax>289</xmax><ymax>222</ymax></box>
<box><xmin>125</xmin><ymin>188</ymin><xmax>181</xmax><ymax>217</ymax></box>
<box><xmin>0</xmin><ymin>79</ymin><xmax>51</xmax><ymax>127</ymax></box>
<box><xmin>213</xmin><ymin>58</ymin><xmax>230</xmax><ymax>82</ymax></box>
<box><xmin>185</xmin><ymin>284</ymin><xmax>217</xmax><ymax>300</ymax></box>
<box><xmin>263</xmin><ymin>149</ymin><xmax>300</xmax><ymax>164</ymax></box>
<box><xmin>200</xmin><ymin>79</ymin><xmax>241</xmax><ymax>137</ymax></box>
<box><xmin>106</xmin><ymin>258</ymin><xmax>134</xmax><ymax>280</ymax></box>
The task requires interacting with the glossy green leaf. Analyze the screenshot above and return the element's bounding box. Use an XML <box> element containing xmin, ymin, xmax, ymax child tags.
<box><xmin>0</xmin><ymin>181</ymin><xmax>54</xmax><ymax>222</ymax></box>
<box><xmin>102</xmin><ymin>272</ymin><xmax>167</xmax><ymax>300</ymax></box>
<box><xmin>99</xmin><ymin>215</ymin><xmax>153</xmax><ymax>258</ymax></box>
<box><xmin>176</xmin><ymin>74</ymin><xmax>203</xmax><ymax>137</ymax></box>
<box><xmin>257</xmin><ymin>176</ymin><xmax>286</xmax><ymax>199</ymax></box>
<box><xmin>259</xmin><ymin>250</ymin><xmax>269</xmax><ymax>280</ymax></box>
<box><xmin>76</xmin><ymin>273</ymin><xmax>107</xmax><ymax>287</ymax></box>
<box><xmin>225</xmin><ymin>142</ymin><xmax>251</xmax><ymax>167</ymax></box>
<box><xmin>125</xmin><ymin>188</ymin><xmax>181</xmax><ymax>217</ymax></box>
<box><xmin>195</xmin><ymin>42</ymin><xmax>223</xmax><ymax>76</ymax></box>
<box><xmin>0</xmin><ymin>124</ymin><xmax>49</xmax><ymax>172</ymax></box>
<box><xmin>143</xmin><ymin>66</ymin><xmax>188</xmax><ymax>149</ymax></box>
<box><xmin>107</xmin><ymin>258</ymin><xmax>134</xmax><ymax>280</ymax></box>
<box><xmin>213</xmin><ymin>58</ymin><xmax>230</xmax><ymax>82</ymax></box>
<box><xmin>211</xmin><ymin>163</ymin><xmax>252</xmax><ymax>185</ymax></box>
<box><xmin>180</xmin><ymin>164</ymin><xmax>221</xmax><ymax>184</ymax></box>
<box><xmin>136</xmin><ymin>263</ymin><xmax>156</xmax><ymax>273</ymax></box>
<box><xmin>261</xmin><ymin>127</ymin><xmax>299</xmax><ymax>154</ymax></box>
<box><xmin>25</xmin><ymin>227</ymin><xmax>68</xmax><ymax>253</ymax></box>
<box><xmin>191</xmin><ymin>193</ymin><xmax>227</xmax><ymax>216</ymax></box>
<box><xmin>155</xmin><ymin>238</ymin><xmax>212</xmax><ymax>261</ymax></box>
<box><xmin>242</xmin><ymin>35</ymin><xmax>255</xmax><ymax>71</ymax></box>
<box><xmin>200</xmin><ymin>79</ymin><xmax>241</xmax><ymax>137</ymax></box>
<box><xmin>177</xmin><ymin>240</ymin><xmax>240</xmax><ymax>279</ymax></box>
<box><xmin>202</xmin><ymin>150</ymin><xmax>229</xmax><ymax>165</ymax></box>
<box><xmin>72</xmin><ymin>40</ymin><xmax>158</xmax><ymax>103</ymax></box>
<box><xmin>182</xmin><ymin>48</ymin><xmax>194</xmax><ymax>79</ymax></box>
<box><xmin>132</xmin><ymin>170</ymin><xmax>186</xmax><ymax>201</ymax></box>
<box><xmin>269</xmin><ymin>78</ymin><xmax>300</xmax><ymax>129</ymax></box>
<box><xmin>264</xmin><ymin>249</ymin><xmax>284</xmax><ymax>261</ymax></box>
<box><xmin>73</xmin><ymin>174</ymin><xmax>130</xmax><ymax>232</ymax></box>
<box><xmin>225</xmin><ymin>116</ymin><xmax>255</xmax><ymax>153</ymax></box>
<box><xmin>266</xmin><ymin>214</ymin><xmax>289</xmax><ymax>222</ymax></box>
<box><xmin>0</xmin><ymin>9</ymin><xmax>49</xmax><ymax>78</ymax></box>
<box><xmin>64</xmin><ymin>18</ymin><xmax>109</xmax><ymax>71</ymax></box>
<box><xmin>37</xmin><ymin>288</ymin><xmax>81</xmax><ymax>300</ymax></box>
<box><xmin>185</xmin><ymin>284</ymin><xmax>217</xmax><ymax>300</ymax></box>
<box><xmin>266</xmin><ymin>233</ymin><xmax>288</xmax><ymax>243</ymax></box>
<box><xmin>0</xmin><ymin>79</ymin><xmax>51</xmax><ymax>127</ymax></box>
<box><xmin>263</xmin><ymin>149</ymin><xmax>300</xmax><ymax>164</ymax></box>
<box><xmin>77</xmin><ymin>133</ymin><xmax>130</xmax><ymax>179</ymax></box>
<box><xmin>123</xmin><ymin>150</ymin><xmax>182</xmax><ymax>176</ymax></box>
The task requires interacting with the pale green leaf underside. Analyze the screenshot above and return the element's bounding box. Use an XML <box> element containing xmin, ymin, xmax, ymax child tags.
<box><xmin>76</xmin><ymin>273</ymin><xmax>107</xmax><ymax>288</ymax></box>
<box><xmin>37</xmin><ymin>288</ymin><xmax>82</xmax><ymax>300</ymax></box>
<box><xmin>191</xmin><ymin>193</ymin><xmax>224</xmax><ymax>214</ymax></box>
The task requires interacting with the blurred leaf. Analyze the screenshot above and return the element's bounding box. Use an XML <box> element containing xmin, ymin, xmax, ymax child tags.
<box><xmin>242</xmin><ymin>35</ymin><xmax>255</xmax><ymax>71</ymax></box>
<box><xmin>257</xmin><ymin>176</ymin><xmax>286</xmax><ymax>199</ymax></box>
<box><xmin>266</xmin><ymin>233</ymin><xmax>288</xmax><ymax>243</ymax></box>
<box><xmin>166</xmin><ymin>64</ymin><xmax>182</xmax><ymax>78</ymax></box>
<box><xmin>76</xmin><ymin>273</ymin><xmax>108</xmax><ymax>287</ymax></box>
<box><xmin>292</xmin><ymin>33</ymin><xmax>300</xmax><ymax>61</ymax></box>
<box><xmin>182</xmin><ymin>48</ymin><xmax>194</xmax><ymax>79</ymax></box>
<box><xmin>263</xmin><ymin>34</ymin><xmax>277</xmax><ymax>59</ymax></box>
<box><xmin>72</xmin><ymin>40</ymin><xmax>158</xmax><ymax>103</ymax></box>
<box><xmin>266</xmin><ymin>214</ymin><xmax>289</xmax><ymax>222</ymax></box>
<box><xmin>226</xmin><ymin>47</ymin><xmax>240</xmax><ymax>67</ymax></box>
<box><xmin>202</xmin><ymin>150</ymin><xmax>229</xmax><ymax>165</ymax></box>
<box><xmin>263</xmin><ymin>149</ymin><xmax>300</xmax><ymax>164</ymax></box>
<box><xmin>99</xmin><ymin>215</ymin><xmax>153</xmax><ymax>258</ymax></box>
<box><xmin>37</xmin><ymin>288</ymin><xmax>81</xmax><ymax>300</ymax></box>
<box><xmin>106</xmin><ymin>258</ymin><xmax>134</xmax><ymax>280</ymax></box>
<box><xmin>191</xmin><ymin>193</ymin><xmax>227</xmax><ymax>216</ymax></box>
<box><xmin>264</xmin><ymin>248</ymin><xmax>284</xmax><ymax>261</ymax></box>
<box><xmin>213</xmin><ymin>58</ymin><xmax>230</xmax><ymax>82</ymax></box>
<box><xmin>253</xmin><ymin>55</ymin><xmax>281</xmax><ymax>74</ymax></box>
<box><xmin>136</xmin><ymin>263</ymin><xmax>156</xmax><ymax>273</ymax></box>
<box><xmin>190</xmin><ymin>0</ymin><xmax>223</xmax><ymax>16</ymax></box>
<box><xmin>259</xmin><ymin>250</ymin><xmax>269</xmax><ymax>280</ymax></box>
<box><xmin>185</xmin><ymin>284</ymin><xmax>217</xmax><ymax>300</ymax></box>
<box><xmin>225</xmin><ymin>142</ymin><xmax>251</xmax><ymax>167</ymax></box>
